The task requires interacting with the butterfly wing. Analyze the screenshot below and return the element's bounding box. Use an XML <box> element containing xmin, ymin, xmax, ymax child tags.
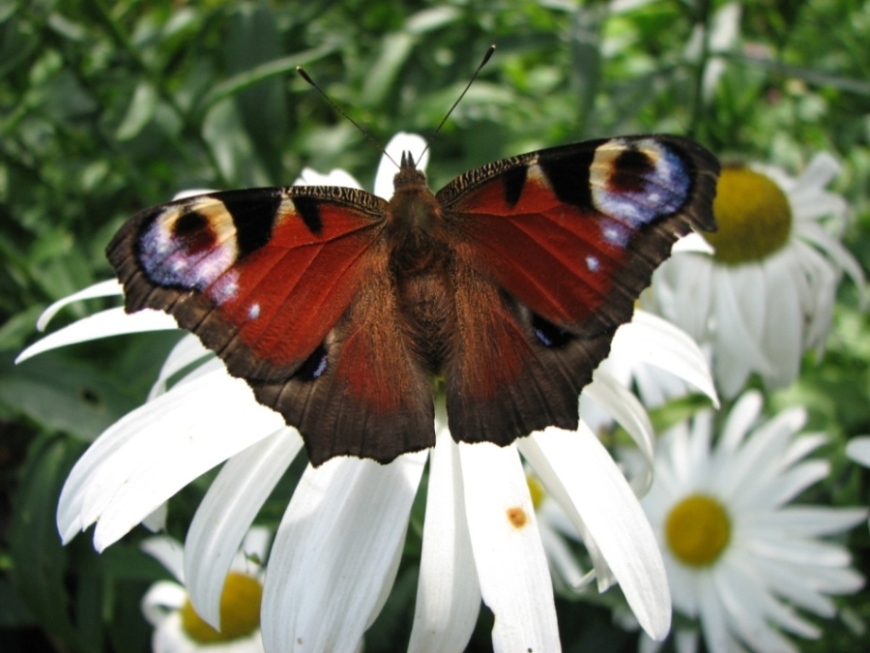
<box><xmin>108</xmin><ymin>187</ymin><xmax>435</xmax><ymax>465</ymax></box>
<box><xmin>436</xmin><ymin>135</ymin><xmax>719</xmax><ymax>443</ymax></box>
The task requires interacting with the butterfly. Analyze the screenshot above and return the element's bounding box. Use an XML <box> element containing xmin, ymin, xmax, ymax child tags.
<box><xmin>108</xmin><ymin>134</ymin><xmax>719</xmax><ymax>466</ymax></box>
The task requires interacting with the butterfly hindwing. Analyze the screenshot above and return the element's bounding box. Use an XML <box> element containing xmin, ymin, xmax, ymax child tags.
<box><xmin>249</xmin><ymin>239</ymin><xmax>436</xmax><ymax>465</ymax></box>
<box><xmin>438</xmin><ymin>135</ymin><xmax>719</xmax><ymax>442</ymax></box>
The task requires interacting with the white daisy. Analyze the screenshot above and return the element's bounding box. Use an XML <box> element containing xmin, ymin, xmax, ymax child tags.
<box><xmin>18</xmin><ymin>133</ymin><xmax>675</xmax><ymax>652</ymax></box>
<box><xmin>142</xmin><ymin>528</ymin><xmax>270</xmax><ymax>653</ymax></box>
<box><xmin>639</xmin><ymin>390</ymin><xmax>867</xmax><ymax>653</ymax></box>
<box><xmin>645</xmin><ymin>152</ymin><xmax>866</xmax><ymax>398</ymax></box>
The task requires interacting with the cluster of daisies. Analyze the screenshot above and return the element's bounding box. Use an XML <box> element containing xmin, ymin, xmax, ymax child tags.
<box><xmin>17</xmin><ymin>124</ymin><xmax>867</xmax><ymax>653</ymax></box>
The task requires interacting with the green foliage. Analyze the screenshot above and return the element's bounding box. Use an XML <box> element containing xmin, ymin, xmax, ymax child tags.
<box><xmin>1</xmin><ymin>0</ymin><xmax>868</xmax><ymax>651</ymax></box>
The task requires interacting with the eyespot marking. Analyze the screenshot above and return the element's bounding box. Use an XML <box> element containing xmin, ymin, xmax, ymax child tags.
<box><xmin>590</xmin><ymin>139</ymin><xmax>692</xmax><ymax>227</ymax></box>
<box><xmin>138</xmin><ymin>199</ymin><xmax>239</xmax><ymax>290</ymax></box>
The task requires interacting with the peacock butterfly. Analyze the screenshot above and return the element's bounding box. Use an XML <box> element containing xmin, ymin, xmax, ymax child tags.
<box><xmin>107</xmin><ymin>134</ymin><xmax>719</xmax><ymax>466</ymax></box>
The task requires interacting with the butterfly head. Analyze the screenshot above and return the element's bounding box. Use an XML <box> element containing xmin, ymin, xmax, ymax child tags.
<box><xmin>393</xmin><ymin>150</ymin><xmax>428</xmax><ymax>193</ymax></box>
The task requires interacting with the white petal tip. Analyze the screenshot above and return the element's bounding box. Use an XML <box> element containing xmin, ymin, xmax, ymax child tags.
<box><xmin>35</xmin><ymin>280</ymin><xmax>124</xmax><ymax>332</ymax></box>
<box><xmin>672</xmin><ymin>232</ymin><xmax>713</xmax><ymax>254</ymax></box>
<box><xmin>172</xmin><ymin>189</ymin><xmax>218</xmax><ymax>200</ymax></box>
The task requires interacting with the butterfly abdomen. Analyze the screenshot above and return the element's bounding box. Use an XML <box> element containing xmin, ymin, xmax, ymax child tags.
<box><xmin>386</xmin><ymin>227</ymin><xmax>456</xmax><ymax>375</ymax></box>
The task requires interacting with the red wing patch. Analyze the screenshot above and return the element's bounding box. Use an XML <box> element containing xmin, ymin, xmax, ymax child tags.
<box><xmin>449</xmin><ymin>176</ymin><xmax>627</xmax><ymax>326</ymax></box>
<box><xmin>108</xmin><ymin>187</ymin><xmax>388</xmax><ymax>381</ymax></box>
<box><xmin>439</xmin><ymin>136</ymin><xmax>719</xmax><ymax>334</ymax></box>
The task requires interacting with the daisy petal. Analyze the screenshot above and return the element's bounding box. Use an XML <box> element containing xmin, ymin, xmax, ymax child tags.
<box><xmin>185</xmin><ymin>428</ymin><xmax>303</xmax><ymax>629</ymax></box>
<box><xmin>148</xmin><ymin>335</ymin><xmax>210</xmax><ymax>400</ymax></box>
<box><xmin>758</xmin><ymin>259</ymin><xmax>803</xmax><ymax>388</ymax></box>
<box><xmin>585</xmin><ymin>371</ymin><xmax>655</xmax><ymax>494</ymax></box>
<box><xmin>141</xmin><ymin>580</ymin><xmax>189</xmax><ymax>626</ymax></box>
<box><xmin>846</xmin><ymin>437</ymin><xmax>870</xmax><ymax>467</ymax></box>
<box><xmin>520</xmin><ymin>426</ymin><xmax>671</xmax><ymax>640</ymax></box>
<box><xmin>172</xmin><ymin>188</ymin><xmax>217</xmax><ymax>200</ymax></box>
<box><xmin>261</xmin><ymin>453</ymin><xmax>426</xmax><ymax>652</ymax></box>
<box><xmin>293</xmin><ymin>167</ymin><xmax>362</xmax><ymax>189</ymax></box>
<box><xmin>614</xmin><ymin>310</ymin><xmax>718</xmax><ymax>405</ymax></box>
<box><xmin>711</xmin><ymin>269</ymin><xmax>772</xmax><ymax>396</ymax></box>
<box><xmin>537</xmin><ymin>516</ymin><xmax>590</xmax><ymax>589</ymax></box>
<box><xmin>799</xmin><ymin>152</ymin><xmax>841</xmax><ymax>189</ymax></box>
<box><xmin>142</xmin><ymin>502</ymin><xmax>168</xmax><ymax>533</ymax></box>
<box><xmin>57</xmin><ymin>371</ymin><xmax>283</xmax><ymax>550</ymax></box>
<box><xmin>789</xmin><ymin>185</ymin><xmax>847</xmax><ymax>223</ymax></box>
<box><xmin>459</xmin><ymin>442</ymin><xmax>560</xmax><ymax>652</ymax></box>
<box><xmin>719</xmin><ymin>391</ymin><xmax>762</xmax><ymax>453</ymax></box>
<box><xmin>36</xmin><ymin>279</ymin><xmax>123</xmax><ymax>331</ymax></box>
<box><xmin>673</xmin><ymin>232</ymin><xmax>715</xmax><ymax>254</ymax></box>
<box><xmin>141</xmin><ymin>536</ymin><xmax>186</xmax><ymax>583</ymax></box>
<box><xmin>697</xmin><ymin>576</ymin><xmax>736</xmax><ymax>653</ymax></box>
<box><xmin>668</xmin><ymin>254</ymin><xmax>714</xmax><ymax>342</ymax></box>
<box><xmin>374</xmin><ymin>133</ymin><xmax>429</xmax><ymax>199</ymax></box>
<box><xmin>408</xmin><ymin>417</ymin><xmax>480</xmax><ymax>652</ymax></box>
<box><xmin>17</xmin><ymin>307</ymin><xmax>178</xmax><ymax>363</ymax></box>
<box><xmin>798</xmin><ymin>221</ymin><xmax>866</xmax><ymax>305</ymax></box>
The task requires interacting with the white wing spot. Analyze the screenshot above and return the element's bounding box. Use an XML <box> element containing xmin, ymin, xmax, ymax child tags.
<box><xmin>248</xmin><ymin>303</ymin><xmax>261</xmax><ymax>320</ymax></box>
<box><xmin>586</xmin><ymin>255</ymin><xmax>600</xmax><ymax>272</ymax></box>
<box><xmin>208</xmin><ymin>270</ymin><xmax>240</xmax><ymax>304</ymax></box>
<box><xmin>603</xmin><ymin>225</ymin><xmax>627</xmax><ymax>246</ymax></box>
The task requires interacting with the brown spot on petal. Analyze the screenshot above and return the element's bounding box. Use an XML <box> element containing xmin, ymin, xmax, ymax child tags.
<box><xmin>506</xmin><ymin>506</ymin><xmax>528</xmax><ymax>529</ymax></box>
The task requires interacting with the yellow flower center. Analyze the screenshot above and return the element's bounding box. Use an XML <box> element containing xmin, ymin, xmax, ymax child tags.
<box><xmin>526</xmin><ymin>474</ymin><xmax>546</xmax><ymax>510</ymax></box>
<box><xmin>704</xmin><ymin>165</ymin><xmax>792</xmax><ymax>264</ymax></box>
<box><xmin>180</xmin><ymin>572</ymin><xmax>262</xmax><ymax>643</ymax></box>
<box><xmin>664</xmin><ymin>493</ymin><xmax>731</xmax><ymax>567</ymax></box>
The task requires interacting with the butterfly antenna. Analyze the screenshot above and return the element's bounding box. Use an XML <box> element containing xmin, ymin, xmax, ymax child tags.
<box><xmin>296</xmin><ymin>66</ymin><xmax>399</xmax><ymax>169</ymax></box>
<box><xmin>420</xmin><ymin>44</ymin><xmax>496</xmax><ymax>161</ymax></box>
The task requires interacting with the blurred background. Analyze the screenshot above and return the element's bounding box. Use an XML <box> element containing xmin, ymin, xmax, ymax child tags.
<box><xmin>1</xmin><ymin>1</ymin><xmax>868</xmax><ymax>651</ymax></box>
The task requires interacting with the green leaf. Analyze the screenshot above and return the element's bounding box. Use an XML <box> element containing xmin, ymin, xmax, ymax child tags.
<box><xmin>7</xmin><ymin>434</ymin><xmax>94</xmax><ymax>651</ymax></box>
<box><xmin>0</xmin><ymin>352</ymin><xmax>139</xmax><ymax>440</ymax></box>
<box><xmin>226</xmin><ymin>3</ymin><xmax>288</xmax><ymax>183</ymax></box>
<box><xmin>198</xmin><ymin>43</ymin><xmax>341</xmax><ymax>115</ymax></box>
<box><xmin>0</xmin><ymin>305</ymin><xmax>45</xmax><ymax>353</ymax></box>
<box><xmin>116</xmin><ymin>82</ymin><xmax>160</xmax><ymax>141</ymax></box>
<box><xmin>361</xmin><ymin>32</ymin><xmax>415</xmax><ymax>106</ymax></box>
<box><xmin>0</xmin><ymin>578</ymin><xmax>36</xmax><ymax>628</ymax></box>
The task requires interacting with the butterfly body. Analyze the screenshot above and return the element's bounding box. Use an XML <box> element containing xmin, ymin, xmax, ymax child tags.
<box><xmin>108</xmin><ymin>135</ymin><xmax>719</xmax><ymax>465</ymax></box>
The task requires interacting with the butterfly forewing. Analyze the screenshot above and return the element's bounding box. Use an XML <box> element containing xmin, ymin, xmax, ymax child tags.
<box><xmin>437</xmin><ymin>135</ymin><xmax>719</xmax><ymax>444</ymax></box>
<box><xmin>109</xmin><ymin>187</ymin><xmax>389</xmax><ymax>379</ymax></box>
